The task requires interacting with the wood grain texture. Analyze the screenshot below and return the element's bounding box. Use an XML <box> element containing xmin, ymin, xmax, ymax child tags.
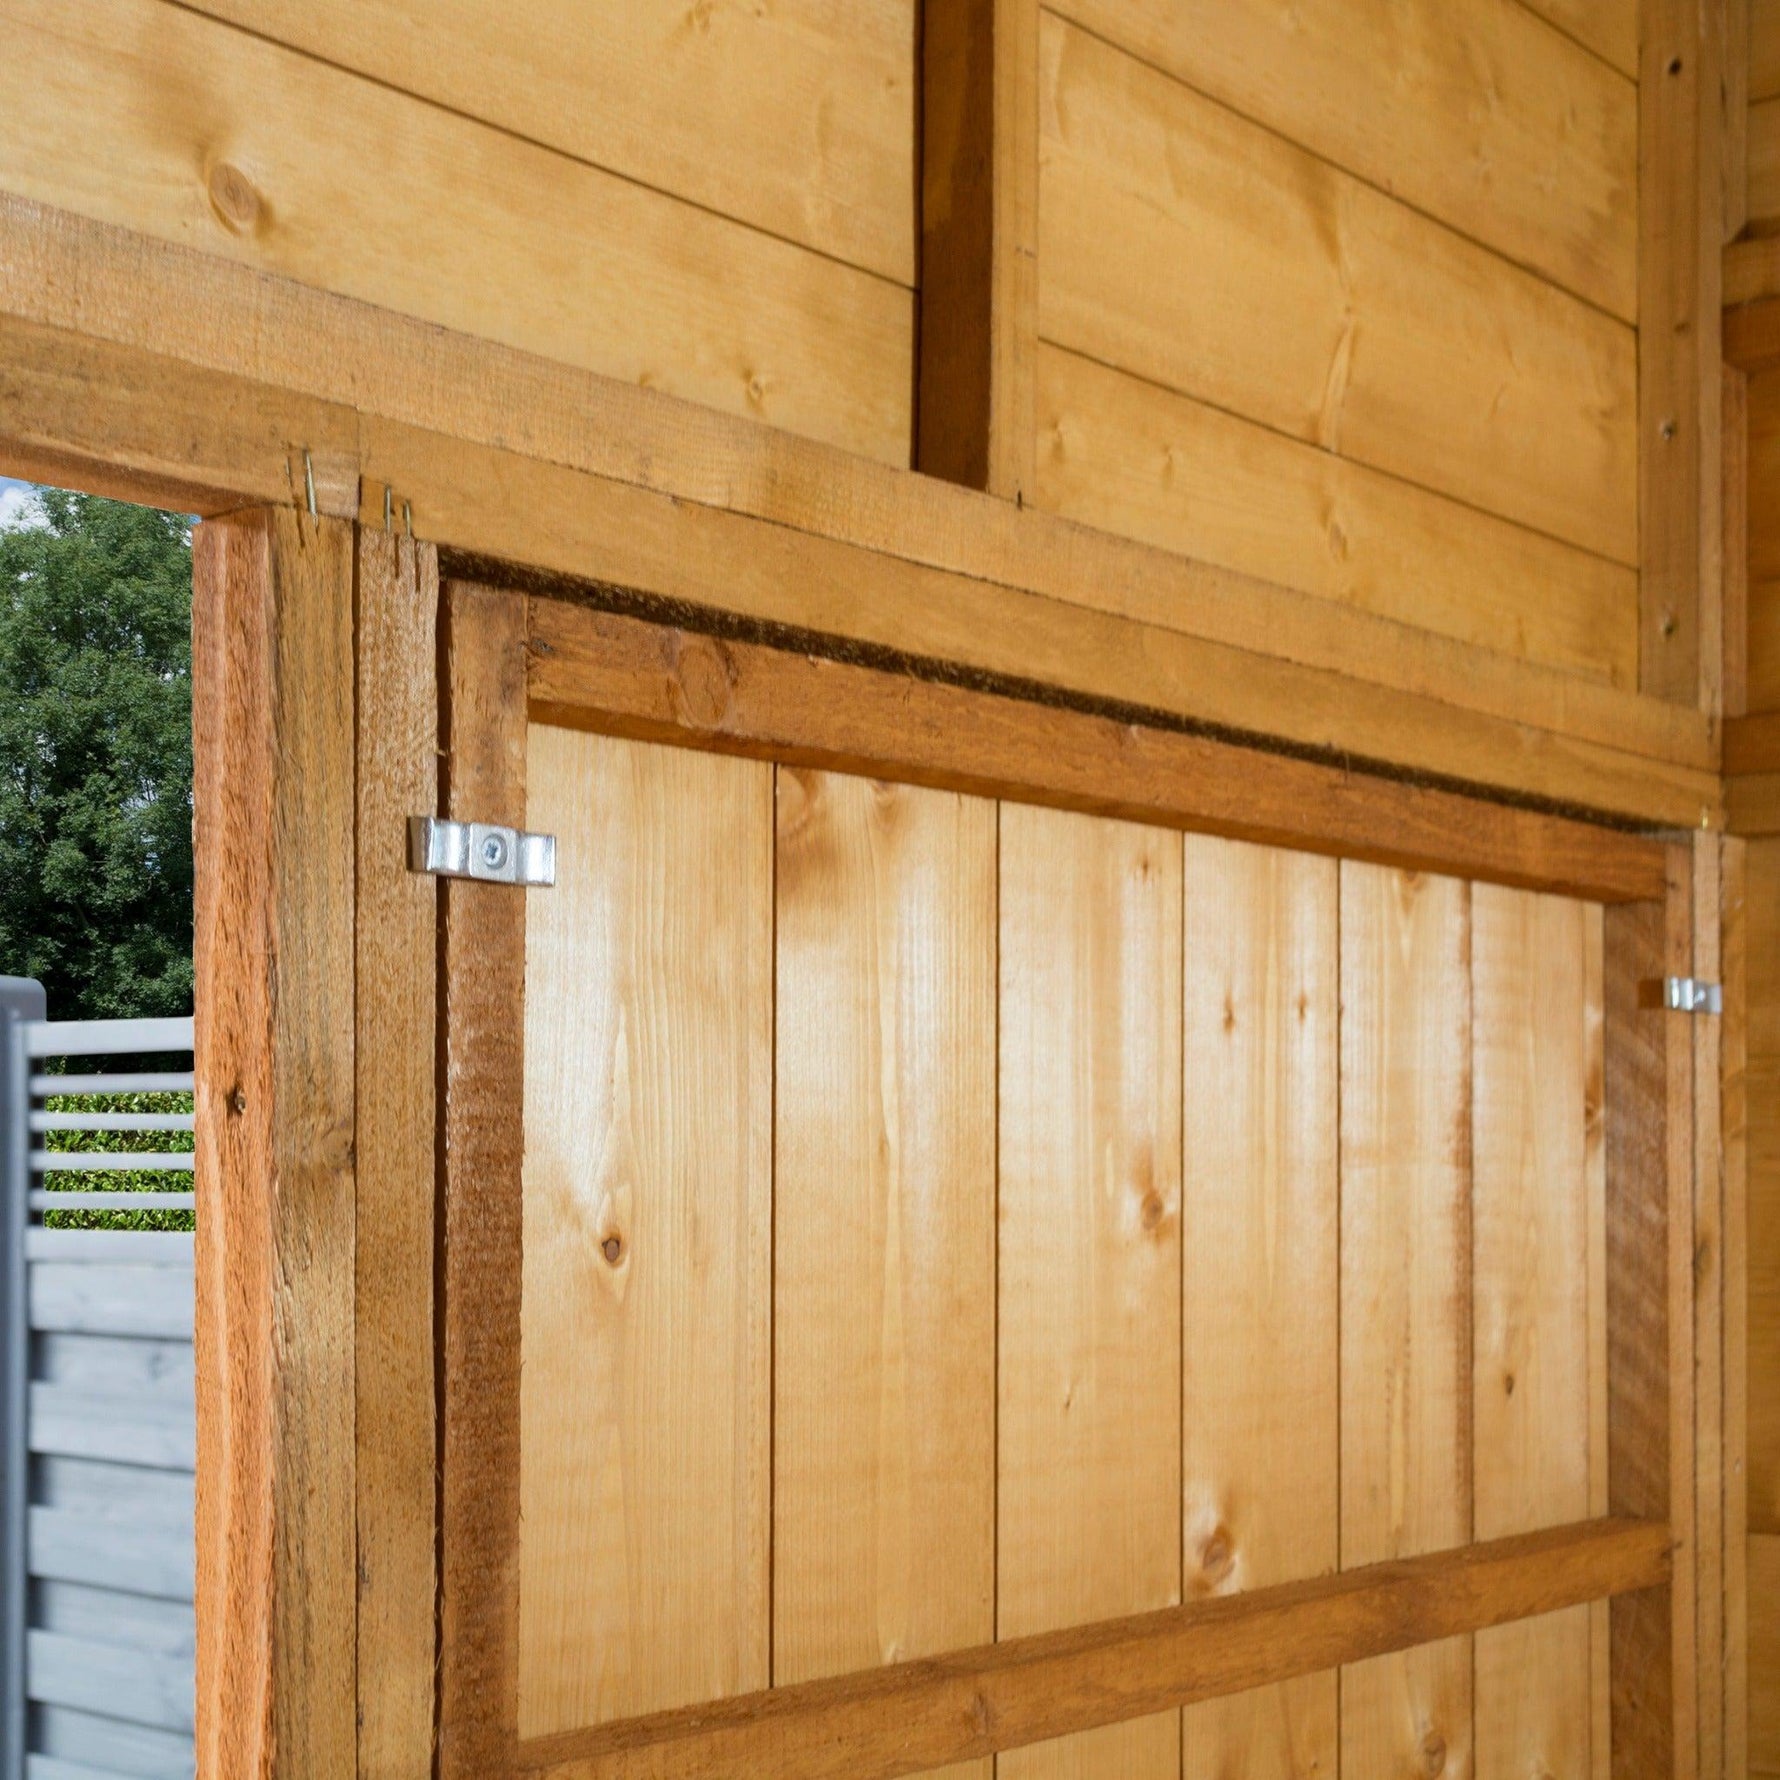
<box><xmin>1046</xmin><ymin>0</ymin><xmax>1637</xmax><ymax>307</ymax></box>
<box><xmin>1338</xmin><ymin>863</ymin><xmax>1473</xmax><ymax>1780</ymax></box>
<box><xmin>1728</xmin><ymin>365</ymin><xmax>1750</xmax><ymax>718</ymax></box>
<box><xmin>997</xmin><ymin>804</ymin><xmax>1182</xmax><ymax>1780</ymax></box>
<box><xmin>0</xmin><ymin>312</ymin><xmax>1716</xmax><ymax>837</ymax></box>
<box><xmin>182</xmin><ymin>0</ymin><xmax>916</xmax><ymax>283</ymax></box>
<box><xmin>1603</xmin><ymin>861</ymin><xmax>1692</xmax><ymax>1780</ymax></box>
<box><xmin>513</xmin><ymin>1520</ymin><xmax>1670</xmax><ymax>1780</ymax></box>
<box><xmin>1753</xmin><ymin>97</ymin><xmax>1780</xmax><ymax>224</ymax></box>
<box><xmin>917</xmin><ymin>0</ymin><xmax>1037</xmax><ymax>499</ymax></box>
<box><xmin>1641</xmin><ymin>0</ymin><xmax>1726</xmax><ymax>703</ymax></box>
<box><xmin>772</xmin><ymin>770</ymin><xmax>994</xmax><ymax>1780</ymax></box>
<box><xmin>1180</xmin><ymin>838</ymin><xmax>1337</xmax><ymax>1780</ymax></box>
<box><xmin>1745</xmin><ymin>369</ymin><xmax>1780</xmax><ymax>716</ymax></box>
<box><xmin>1749</xmin><ymin>839</ymin><xmax>1780</xmax><ymax>1533</ymax></box>
<box><xmin>192</xmin><ymin>508</ymin><xmax>356</xmax><ymax>1780</ymax></box>
<box><xmin>437</xmin><ymin>580</ymin><xmax>530</xmax><ymax>1780</ymax></box>
<box><xmin>1756</xmin><ymin>3</ymin><xmax>1780</xmax><ymax>102</ymax></box>
<box><xmin>1520</xmin><ymin>0</ymin><xmax>1639</xmax><ymax>75</ymax></box>
<box><xmin>526</xmin><ymin>603</ymin><xmax>1668</xmax><ymax>906</ymax></box>
<box><xmin>1723</xmin><ymin>839</ymin><xmax>1750</xmax><ymax>1780</ymax></box>
<box><xmin>1752</xmin><ymin>1534</ymin><xmax>1780</xmax><ymax>1771</ymax></box>
<box><xmin>354</xmin><ymin>530</ymin><xmax>438</xmax><ymax>1780</ymax></box>
<box><xmin>0</xmin><ymin>0</ymin><xmax>914</xmax><ymax>466</ymax></box>
<box><xmin>1471</xmin><ymin>886</ymin><xmax>1597</xmax><ymax>1780</ymax></box>
<box><xmin>1037</xmin><ymin>14</ymin><xmax>1638</xmax><ymax>564</ymax></box>
<box><xmin>1694</xmin><ymin>838</ymin><xmax>1728</xmax><ymax>1780</ymax></box>
<box><xmin>1033</xmin><ymin>343</ymin><xmax>1639</xmax><ymax>689</ymax></box>
<box><xmin>1730</xmin><ymin>0</ymin><xmax>1751</xmax><ymax>243</ymax></box>
<box><xmin>0</xmin><ymin>202</ymin><xmax>1722</xmax><ymax>801</ymax></box>
<box><xmin>518</xmin><ymin>728</ymin><xmax>771</xmax><ymax>1734</ymax></box>
<box><xmin>1729</xmin><ymin>769</ymin><xmax>1780</xmax><ymax>836</ymax></box>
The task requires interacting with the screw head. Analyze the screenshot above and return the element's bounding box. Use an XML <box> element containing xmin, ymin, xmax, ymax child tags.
<box><xmin>480</xmin><ymin>832</ymin><xmax>509</xmax><ymax>871</ymax></box>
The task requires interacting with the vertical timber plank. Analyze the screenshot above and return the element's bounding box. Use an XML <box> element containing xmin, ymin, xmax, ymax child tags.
<box><xmin>1696</xmin><ymin>836</ymin><xmax>1727</xmax><ymax>1780</ymax></box>
<box><xmin>1729</xmin><ymin>0</ymin><xmax>1750</xmax><ymax>243</ymax></box>
<box><xmin>1471</xmin><ymin>886</ymin><xmax>1594</xmax><ymax>1780</ymax></box>
<box><xmin>193</xmin><ymin>507</ymin><xmax>357</xmax><ymax>1780</ymax></box>
<box><xmin>1590</xmin><ymin>903</ymin><xmax>1613</xmax><ymax>1780</ymax></box>
<box><xmin>517</xmin><ymin>730</ymin><xmax>772</xmax><ymax>1734</ymax></box>
<box><xmin>437</xmin><ymin>579</ymin><xmax>528</xmax><ymax>1780</ymax></box>
<box><xmin>997</xmin><ymin>805</ymin><xmax>1182</xmax><ymax>1780</ymax></box>
<box><xmin>354</xmin><ymin>531</ymin><xmax>439</xmax><ymax>1780</ymax></box>
<box><xmin>1641</xmin><ymin>0</ymin><xmax>1725</xmax><ymax>707</ymax></box>
<box><xmin>1338</xmin><ymin>863</ymin><xmax>1473</xmax><ymax>1780</ymax></box>
<box><xmin>1723</xmin><ymin>837</ymin><xmax>1749</xmax><ymax>1780</ymax></box>
<box><xmin>1603</xmin><ymin>849</ymin><xmax>1694</xmax><ymax>1780</ymax></box>
<box><xmin>917</xmin><ymin>0</ymin><xmax>1038</xmax><ymax>499</ymax></box>
<box><xmin>773</xmin><ymin>772</ymin><xmax>995</xmax><ymax>1780</ymax></box>
<box><xmin>1179</xmin><ymin>838</ymin><xmax>1338</xmax><ymax>1780</ymax></box>
<box><xmin>1727</xmin><ymin>365</ymin><xmax>1749</xmax><ymax>720</ymax></box>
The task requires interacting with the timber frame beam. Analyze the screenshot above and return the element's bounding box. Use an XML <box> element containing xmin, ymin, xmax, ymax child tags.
<box><xmin>0</xmin><ymin>194</ymin><xmax>1723</xmax><ymax>831</ymax></box>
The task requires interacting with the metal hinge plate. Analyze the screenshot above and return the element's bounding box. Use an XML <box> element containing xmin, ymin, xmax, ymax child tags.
<box><xmin>408</xmin><ymin>816</ymin><xmax>556</xmax><ymax>886</ymax></box>
<box><xmin>1664</xmin><ymin>976</ymin><xmax>1721</xmax><ymax>1015</ymax></box>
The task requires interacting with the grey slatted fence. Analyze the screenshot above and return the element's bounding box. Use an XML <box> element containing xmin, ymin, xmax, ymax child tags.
<box><xmin>2</xmin><ymin>984</ymin><xmax>195</xmax><ymax>1780</ymax></box>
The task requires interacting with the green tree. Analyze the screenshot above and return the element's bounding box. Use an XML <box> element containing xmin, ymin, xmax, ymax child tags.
<box><xmin>0</xmin><ymin>488</ymin><xmax>193</xmax><ymax>1021</ymax></box>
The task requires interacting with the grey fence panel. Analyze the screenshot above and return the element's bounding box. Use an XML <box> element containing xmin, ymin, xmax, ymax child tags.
<box><xmin>3</xmin><ymin>1000</ymin><xmax>195</xmax><ymax>1780</ymax></box>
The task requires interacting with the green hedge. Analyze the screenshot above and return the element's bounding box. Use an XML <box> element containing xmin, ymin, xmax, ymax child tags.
<box><xmin>39</xmin><ymin>1090</ymin><xmax>194</xmax><ymax>1232</ymax></box>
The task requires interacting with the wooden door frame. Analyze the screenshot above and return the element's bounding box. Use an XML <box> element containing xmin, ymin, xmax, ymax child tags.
<box><xmin>418</xmin><ymin>573</ymin><xmax>1700</xmax><ymax>1780</ymax></box>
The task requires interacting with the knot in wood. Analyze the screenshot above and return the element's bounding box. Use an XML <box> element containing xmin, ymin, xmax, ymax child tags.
<box><xmin>671</xmin><ymin>635</ymin><xmax>735</xmax><ymax>730</ymax></box>
<box><xmin>207</xmin><ymin>160</ymin><xmax>264</xmax><ymax>236</ymax></box>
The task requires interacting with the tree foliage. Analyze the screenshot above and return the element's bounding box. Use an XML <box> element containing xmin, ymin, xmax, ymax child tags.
<box><xmin>0</xmin><ymin>489</ymin><xmax>193</xmax><ymax>1020</ymax></box>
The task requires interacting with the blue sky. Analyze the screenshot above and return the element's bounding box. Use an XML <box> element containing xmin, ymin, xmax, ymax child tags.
<box><xmin>0</xmin><ymin>474</ymin><xmax>43</xmax><ymax>529</ymax></box>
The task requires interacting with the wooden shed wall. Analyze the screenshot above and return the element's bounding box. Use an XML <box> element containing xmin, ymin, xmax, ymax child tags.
<box><xmin>0</xmin><ymin>0</ymin><xmax>919</xmax><ymax>465</ymax></box>
<box><xmin>0</xmin><ymin>0</ymin><xmax>1665</xmax><ymax>696</ymax></box>
<box><xmin>1030</xmin><ymin>0</ymin><xmax>1640</xmax><ymax>685</ymax></box>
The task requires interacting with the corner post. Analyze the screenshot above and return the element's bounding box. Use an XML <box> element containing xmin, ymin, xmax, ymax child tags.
<box><xmin>1639</xmin><ymin>0</ymin><xmax>1726</xmax><ymax>706</ymax></box>
<box><xmin>193</xmin><ymin>507</ymin><xmax>357</xmax><ymax>1779</ymax></box>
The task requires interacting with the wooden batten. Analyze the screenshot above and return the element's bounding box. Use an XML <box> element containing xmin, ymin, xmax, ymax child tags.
<box><xmin>0</xmin><ymin>203</ymin><xmax>1725</xmax><ymax>829</ymax></box>
<box><xmin>917</xmin><ymin>0</ymin><xmax>1038</xmax><ymax>499</ymax></box>
<box><xmin>355</xmin><ymin>530</ymin><xmax>440</xmax><ymax>1780</ymax></box>
<box><xmin>437</xmin><ymin>582</ymin><xmax>530</xmax><ymax>1780</ymax></box>
<box><xmin>1722</xmin><ymin>837</ymin><xmax>1749</xmax><ymax>1780</ymax></box>
<box><xmin>192</xmin><ymin>508</ymin><xmax>357</xmax><ymax>1780</ymax></box>
<box><xmin>1604</xmin><ymin>848</ymin><xmax>1698</xmax><ymax>1780</ymax></box>
<box><xmin>514</xmin><ymin>1521</ymin><xmax>1668</xmax><ymax>1780</ymax></box>
<box><xmin>1641</xmin><ymin>0</ymin><xmax>1725</xmax><ymax>705</ymax></box>
<box><xmin>525</xmin><ymin>598</ymin><xmax>1667</xmax><ymax>905</ymax></box>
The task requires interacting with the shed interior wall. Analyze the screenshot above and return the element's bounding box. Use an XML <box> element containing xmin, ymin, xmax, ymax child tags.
<box><xmin>0</xmin><ymin>0</ymin><xmax>1663</xmax><ymax>696</ymax></box>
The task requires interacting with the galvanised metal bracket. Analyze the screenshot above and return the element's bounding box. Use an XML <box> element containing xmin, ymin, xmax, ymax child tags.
<box><xmin>1664</xmin><ymin>976</ymin><xmax>1722</xmax><ymax>1015</ymax></box>
<box><xmin>408</xmin><ymin>816</ymin><xmax>556</xmax><ymax>887</ymax></box>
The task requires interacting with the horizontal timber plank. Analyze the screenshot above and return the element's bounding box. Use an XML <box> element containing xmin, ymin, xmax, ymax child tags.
<box><xmin>0</xmin><ymin>0</ymin><xmax>912</xmax><ymax>465</ymax></box>
<box><xmin>1037</xmin><ymin>13</ymin><xmax>1638</xmax><ymax>564</ymax></box>
<box><xmin>527</xmin><ymin>602</ymin><xmax>1667</xmax><ymax>903</ymax></box>
<box><xmin>0</xmin><ymin>295</ymin><xmax>1719</xmax><ymax>827</ymax></box>
<box><xmin>514</xmin><ymin>1517</ymin><xmax>1668</xmax><ymax>1780</ymax></box>
<box><xmin>1520</xmin><ymin>0</ymin><xmax>1639</xmax><ymax>75</ymax></box>
<box><xmin>1727</xmin><ymin>236</ymin><xmax>1780</xmax><ymax>308</ymax></box>
<box><xmin>382</xmin><ymin>416</ymin><xmax>1719</xmax><ymax>827</ymax></box>
<box><xmin>0</xmin><ymin>196</ymin><xmax>1717</xmax><ymax>788</ymax></box>
<box><xmin>1048</xmin><ymin>0</ymin><xmax>1636</xmax><ymax>311</ymax></box>
<box><xmin>178</xmin><ymin>0</ymin><xmax>917</xmax><ymax>285</ymax></box>
<box><xmin>1033</xmin><ymin>341</ymin><xmax>1639</xmax><ymax>689</ymax></box>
